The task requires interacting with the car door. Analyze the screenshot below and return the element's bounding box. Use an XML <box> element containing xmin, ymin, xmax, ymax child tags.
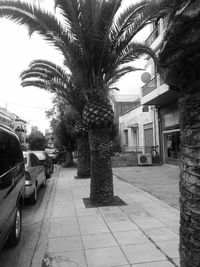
<box><xmin>28</xmin><ymin>154</ymin><xmax>39</xmax><ymax>186</ymax></box>
<box><xmin>31</xmin><ymin>154</ymin><xmax>44</xmax><ymax>187</ymax></box>
<box><xmin>0</xmin><ymin>131</ymin><xmax>24</xmax><ymax>245</ymax></box>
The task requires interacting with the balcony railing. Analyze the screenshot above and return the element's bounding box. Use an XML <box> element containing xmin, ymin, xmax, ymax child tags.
<box><xmin>145</xmin><ymin>26</ymin><xmax>159</xmax><ymax>46</ymax></box>
<box><xmin>142</xmin><ymin>77</ymin><xmax>157</xmax><ymax>97</ymax></box>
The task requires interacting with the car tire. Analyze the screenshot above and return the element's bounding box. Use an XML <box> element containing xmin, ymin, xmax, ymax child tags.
<box><xmin>6</xmin><ymin>204</ymin><xmax>22</xmax><ymax>247</ymax></box>
<box><xmin>29</xmin><ymin>184</ymin><xmax>37</xmax><ymax>205</ymax></box>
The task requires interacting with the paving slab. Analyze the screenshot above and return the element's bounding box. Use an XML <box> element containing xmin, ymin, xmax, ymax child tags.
<box><xmin>37</xmin><ymin>167</ymin><xmax>180</xmax><ymax>267</ymax></box>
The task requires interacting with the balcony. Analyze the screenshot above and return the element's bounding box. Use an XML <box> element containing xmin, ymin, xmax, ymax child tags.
<box><xmin>141</xmin><ymin>77</ymin><xmax>157</xmax><ymax>97</ymax></box>
<box><xmin>145</xmin><ymin>26</ymin><xmax>159</xmax><ymax>46</ymax></box>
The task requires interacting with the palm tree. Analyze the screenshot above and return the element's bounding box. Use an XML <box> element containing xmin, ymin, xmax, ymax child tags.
<box><xmin>159</xmin><ymin>0</ymin><xmax>200</xmax><ymax>266</ymax></box>
<box><xmin>0</xmin><ymin>0</ymin><xmax>176</xmax><ymax>204</ymax></box>
<box><xmin>20</xmin><ymin>59</ymin><xmax>90</xmax><ymax>178</ymax></box>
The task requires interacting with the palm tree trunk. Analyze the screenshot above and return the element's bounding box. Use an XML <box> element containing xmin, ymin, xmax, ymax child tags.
<box><xmin>88</xmin><ymin>127</ymin><xmax>114</xmax><ymax>204</ymax></box>
<box><xmin>77</xmin><ymin>135</ymin><xmax>90</xmax><ymax>178</ymax></box>
<box><xmin>178</xmin><ymin>91</ymin><xmax>200</xmax><ymax>267</ymax></box>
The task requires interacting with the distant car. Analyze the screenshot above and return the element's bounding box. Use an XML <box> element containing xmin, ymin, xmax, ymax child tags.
<box><xmin>32</xmin><ymin>151</ymin><xmax>54</xmax><ymax>179</ymax></box>
<box><xmin>0</xmin><ymin>124</ymin><xmax>25</xmax><ymax>249</ymax></box>
<box><xmin>45</xmin><ymin>148</ymin><xmax>57</xmax><ymax>164</ymax></box>
<box><xmin>23</xmin><ymin>152</ymin><xmax>46</xmax><ymax>204</ymax></box>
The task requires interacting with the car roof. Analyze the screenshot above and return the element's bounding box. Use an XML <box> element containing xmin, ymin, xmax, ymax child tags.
<box><xmin>0</xmin><ymin>124</ymin><xmax>19</xmax><ymax>140</ymax></box>
<box><xmin>32</xmin><ymin>151</ymin><xmax>47</xmax><ymax>160</ymax></box>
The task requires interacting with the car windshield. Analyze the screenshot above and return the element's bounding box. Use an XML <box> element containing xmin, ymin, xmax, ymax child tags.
<box><xmin>33</xmin><ymin>151</ymin><xmax>46</xmax><ymax>160</ymax></box>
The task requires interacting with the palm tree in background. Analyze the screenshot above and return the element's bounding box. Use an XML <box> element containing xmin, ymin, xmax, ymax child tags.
<box><xmin>159</xmin><ymin>0</ymin><xmax>200</xmax><ymax>266</ymax></box>
<box><xmin>0</xmin><ymin>0</ymin><xmax>176</xmax><ymax>204</ymax></box>
<box><xmin>20</xmin><ymin>59</ymin><xmax>90</xmax><ymax>178</ymax></box>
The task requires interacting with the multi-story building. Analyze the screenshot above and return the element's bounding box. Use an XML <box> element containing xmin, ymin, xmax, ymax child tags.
<box><xmin>140</xmin><ymin>18</ymin><xmax>180</xmax><ymax>165</ymax></box>
<box><xmin>13</xmin><ymin>116</ymin><xmax>28</xmax><ymax>144</ymax></box>
<box><xmin>45</xmin><ymin>128</ymin><xmax>54</xmax><ymax>148</ymax></box>
<box><xmin>111</xmin><ymin>94</ymin><xmax>140</xmax><ymax>125</ymax></box>
<box><xmin>0</xmin><ymin>105</ymin><xmax>28</xmax><ymax>145</ymax></box>
<box><xmin>0</xmin><ymin>106</ymin><xmax>13</xmax><ymax>128</ymax></box>
<box><xmin>119</xmin><ymin>103</ymin><xmax>158</xmax><ymax>154</ymax></box>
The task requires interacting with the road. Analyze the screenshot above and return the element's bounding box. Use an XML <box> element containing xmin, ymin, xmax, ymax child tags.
<box><xmin>0</xmin><ymin>166</ymin><xmax>59</xmax><ymax>267</ymax></box>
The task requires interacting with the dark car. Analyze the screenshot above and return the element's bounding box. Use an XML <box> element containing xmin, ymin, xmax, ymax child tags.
<box><xmin>0</xmin><ymin>124</ymin><xmax>25</xmax><ymax>250</ymax></box>
<box><xmin>45</xmin><ymin>148</ymin><xmax>57</xmax><ymax>164</ymax></box>
<box><xmin>32</xmin><ymin>151</ymin><xmax>54</xmax><ymax>179</ymax></box>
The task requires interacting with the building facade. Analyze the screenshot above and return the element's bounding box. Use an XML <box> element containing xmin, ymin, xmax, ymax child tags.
<box><xmin>119</xmin><ymin>104</ymin><xmax>159</xmax><ymax>154</ymax></box>
<box><xmin>141</xmin><ymin>17</ymin><xmax>180</xmax><ymax>165</ymax></box>
<box><xmin>111</xmin><ymin>94</ymin><xmax>140</xmax><ymax>125</ymax></box>
<box><xmin>45</xmin><ymin>128</ymin><xmax>54</xmax><ymax>148</ymax></box>
<box><xmin>0</xmin><ymin>106</ymin><xmax>28</xmax><ymax>145</ymax></box>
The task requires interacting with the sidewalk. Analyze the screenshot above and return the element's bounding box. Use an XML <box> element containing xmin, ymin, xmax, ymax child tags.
<box><xmin>34</xmin><ymin>167</ymin><xmax>180</xmax><ymax>267</ymax></box>
<box><xmin>113</xmin><ymin>165</ymin><xmax>180</xmax><ymax>209</ymax></box>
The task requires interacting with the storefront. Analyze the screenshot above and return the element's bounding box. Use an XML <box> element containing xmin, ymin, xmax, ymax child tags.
<box><xmin>160</xmin><ymin>103</ymin><xmax>180</xmax><ymax>165</ymax></box>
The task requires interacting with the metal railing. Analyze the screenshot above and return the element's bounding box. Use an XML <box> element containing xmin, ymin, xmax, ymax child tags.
<box><xmin>113</xmin><ymin>146</ymin><xmax>156</xmax><ymax>156</ymax></box>
<box><xmin>142</xmin><ymin>77</ymin><xmax>157</xmax><ymax>97</ymax></box>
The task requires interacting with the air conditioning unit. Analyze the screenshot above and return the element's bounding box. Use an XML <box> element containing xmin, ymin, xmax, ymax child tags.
<box><xmin>138</xmin><ymin>153</ymin><xmax>152</xmax><ymax>166</ymax></box>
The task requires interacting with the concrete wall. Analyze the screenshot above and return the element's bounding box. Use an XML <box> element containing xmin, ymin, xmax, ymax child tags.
<box><xmin>119</xmin><ymin>105</ymin><xmax>159</xmax><ymax>154</ymax></box>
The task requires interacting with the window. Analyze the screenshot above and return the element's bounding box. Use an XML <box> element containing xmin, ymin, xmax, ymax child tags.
<box><xmin>30</xmin><ymin>154</ymin><xmax>40</xmax><ymax>167</ymax></box>
<box><xmin>124</xmin><ymin>130</ymin><xmax>128</xmax><ymax>146</ymax></box>
<box><xmin>0</xmin><ymin>131</ymin><xmax>23</xmax><ymax>176</ymax></box>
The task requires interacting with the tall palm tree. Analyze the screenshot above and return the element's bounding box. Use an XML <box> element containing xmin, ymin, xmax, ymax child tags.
<box><xmin>20</xmin><ymin>59</ymin><xmax>90</xmax><ymax>178</ymax></box>
<box><xmin>0</xmin><ymin>0</ymin><xmax>176</xmax><ymax>204</ymax></box>
<box><xmin>159</xmin><ymin>0</ymin><xmax>200</xmax><ymax>266</ymax></box>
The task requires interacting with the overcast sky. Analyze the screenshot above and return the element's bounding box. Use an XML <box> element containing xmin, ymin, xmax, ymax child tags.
<box><xmin>0</xmin><ymin>0</ymin><xmax>150</xmax><ymax>134</ymax></box>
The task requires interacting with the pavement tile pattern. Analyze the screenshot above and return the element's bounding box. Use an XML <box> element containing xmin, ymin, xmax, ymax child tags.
<box><xmin>42</xmin><ymin>167</ymin><xmax>180</xmax><ymax>267</ymax></box>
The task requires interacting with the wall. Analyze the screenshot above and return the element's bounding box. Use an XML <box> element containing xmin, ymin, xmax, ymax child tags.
<box><xmin>113</xmin><ymin>101</ymin><xmax>140</xmax><ymax>124</ymax></box>
<box><xmin>119</xmin><ymin>105</ymin><xmax>159</xmax><ymax>153</ymax></box>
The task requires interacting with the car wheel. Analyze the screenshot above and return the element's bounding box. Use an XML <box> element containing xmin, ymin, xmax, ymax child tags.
<box><xmin>6</xmin><ymin>204</ymin><xmax>22</xmax><ymax>247</ymax></box>
<box><xmin>29</xmin><ymin>184</ymin><xmax>37</xmax><ymax>205</ymax></box>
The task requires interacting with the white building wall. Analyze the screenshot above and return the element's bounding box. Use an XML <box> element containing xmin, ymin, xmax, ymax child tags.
<box><xmin>119</xmin><ymin>105</ymin><xmax>159</xmax><ymax>153</ymax></box>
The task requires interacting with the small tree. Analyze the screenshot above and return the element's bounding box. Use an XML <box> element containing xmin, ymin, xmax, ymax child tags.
<box><xmin>46</xmin><ymin>97</ymin><xmax>77</xmax><ymax>167</ymax></box>
<box><xmin>28</xmin><ymin>130</ymin><xmax>47</xmax><ymax>150</ymax></box>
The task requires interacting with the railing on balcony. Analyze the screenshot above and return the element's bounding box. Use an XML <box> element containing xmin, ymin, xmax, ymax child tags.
<box><xmin>145</xmin><ymin>26</ymin><xmax>159</xmax><ymax>46</ymax></box>
<box><xmin>142</xmin><ymin>77</ymin><xmax>157</xmax><ymax>97</ymax></box>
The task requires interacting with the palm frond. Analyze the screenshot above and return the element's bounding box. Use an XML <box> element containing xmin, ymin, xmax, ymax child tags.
<box><xmin>111</xmin><ymin>0</ymin><xmax>177</xmax><ymax>52</ymax></box>
<box><xmin>20</xmin><ymin>59</ymin><xmax>86</xmax><ymax>113</ymax></box>
<box><xmin>0</xmin><ymin>1</ymin><xmax>85</xmax><ymax>75</ymax></box>
<box><xmin>106</xmin><ymin>65</ymin><xmax>143</xmax><ymax>88</ymax></box>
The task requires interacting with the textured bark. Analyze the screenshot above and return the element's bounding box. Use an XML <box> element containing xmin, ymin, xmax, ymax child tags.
<box><xmin>88</xmin><ymin>128</ymin><xmax>114</xmax><ymax>204</ymax></box>
<box><xmin>178</xmin><ymin>92</ymin><xmax>200</xmax><ymax>267</ymax></box>
<box><xmin>158</xmin><ymin>1</ymin><xmax>200</xmax><ymax>266</ymax></box>
<box><xmin>77</xmin><ymin>135</ymin><xmax>90</xmax><ymax>178</ymax></box>
<box><xmin>62</xmin><ymin>151</ymin><xmax>74</xmax><ymax>168</ymax></box>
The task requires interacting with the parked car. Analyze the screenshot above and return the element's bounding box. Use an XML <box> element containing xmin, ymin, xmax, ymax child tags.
<box><xmin>0</xmin><ymin>124</ymin><xmax>25</xmax><ymax>249</ymax></box>
<box><xmin>23</xmin><ymin>151</ymin><xmax>46</xmax><ymax>204</ymax></box>
<box><xmin>32</xmin><ymin>151</ymin><xmax>54</xmax><ymax>178</ymax></box>
<box><xmin>45</xmin><ymin>148</ymin><xmax>57</xmax><ymax>164</ymax></box>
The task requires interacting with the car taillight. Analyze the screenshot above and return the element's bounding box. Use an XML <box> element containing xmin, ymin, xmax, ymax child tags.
<box><xmin>25</xmin><ymin>171</ymin><xmax>31</xmax><ymax>180</ymax></box>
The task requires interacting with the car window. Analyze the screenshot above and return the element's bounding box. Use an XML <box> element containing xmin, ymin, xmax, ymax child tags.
<box><xmin>32</xmin><ymin>154</ymin><xmax>41</xmax><ymax>166</ymax></box>
<box><xmin>30</xmin><ymin>154</ymin><xmax>39</xmax><ymax>167</ymax></box>
<box><xmin>33</xmin><ymin>152</ymin><xmax>46</xmax><ymax>160</ymax></box>
<box><xmin>0</xmin><ymin>131</ymin><xmax>23</xmax><ymax>176</ymax></box>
